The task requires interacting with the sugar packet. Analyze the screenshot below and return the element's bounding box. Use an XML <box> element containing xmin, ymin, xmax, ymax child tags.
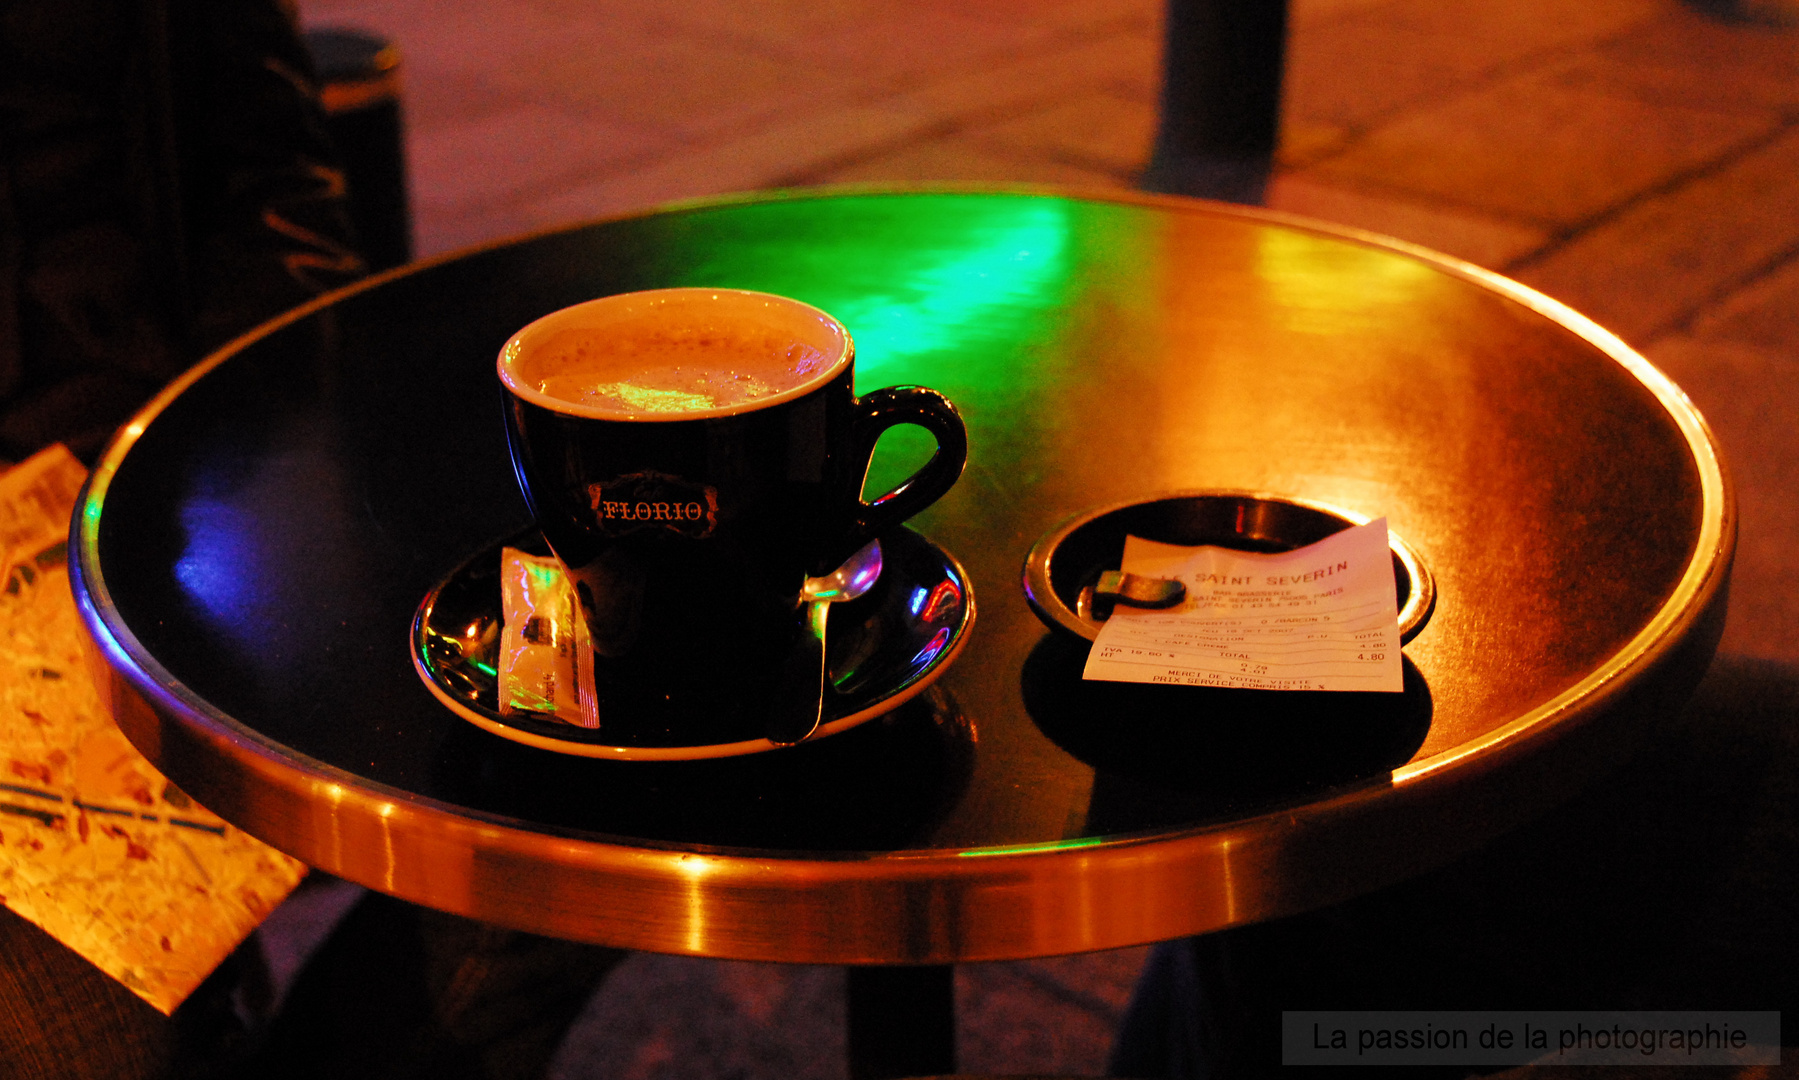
<box><xmin>497</xmin><ymin>548</ymin><xmax>599</xmax><ymax>727</ymax></box>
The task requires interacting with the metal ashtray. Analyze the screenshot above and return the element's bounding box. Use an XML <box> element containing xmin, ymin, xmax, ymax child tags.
<box><xmin>1022</xmin><ymin>491</ymin><xmax>1436</xmax><ymax>644</ymax></box>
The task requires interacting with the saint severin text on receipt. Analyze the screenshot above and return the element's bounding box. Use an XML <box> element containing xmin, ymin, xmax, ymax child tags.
<box><xmin>1083</xmin><ymin>519</ymin><xmax>1403</xmax><ymax>692</ymax></box>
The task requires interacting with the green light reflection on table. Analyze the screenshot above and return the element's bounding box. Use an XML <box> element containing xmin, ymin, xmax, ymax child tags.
<box><xmin>654</xmin><ymin>192</ymin><xmax>1087</xmax><ymax>495</ymax></box>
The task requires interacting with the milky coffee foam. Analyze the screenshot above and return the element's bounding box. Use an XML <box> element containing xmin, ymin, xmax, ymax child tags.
<box><xmin>518</xmin><ymin>323</ymin><xmax>834</xmax><ymax>417</ymax></box>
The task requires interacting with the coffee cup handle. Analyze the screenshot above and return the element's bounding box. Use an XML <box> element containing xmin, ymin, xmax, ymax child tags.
<box><xmin>845</xmin><ymin>385</ymin><xmax>968</xmax><ymax>550</ymax></box>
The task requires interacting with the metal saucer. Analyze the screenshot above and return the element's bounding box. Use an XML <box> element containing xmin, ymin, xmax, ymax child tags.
<box><xmin>414</xmin><ymin>525</ymin><xmax>974</xmax><ymax>760</ymax></box>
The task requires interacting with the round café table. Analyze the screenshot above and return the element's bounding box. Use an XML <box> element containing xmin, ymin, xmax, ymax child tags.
<box><xmin>71</xmin><ymin>189</ymin><xmax>1731</xmax><ymax>1076</ymax></box>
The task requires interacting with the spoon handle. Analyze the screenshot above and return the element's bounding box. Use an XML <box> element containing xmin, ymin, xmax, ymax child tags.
<box><xmin>766</xmin><ymin>599</ymin><xmax>830</xmax><ymax>745</ymax></box>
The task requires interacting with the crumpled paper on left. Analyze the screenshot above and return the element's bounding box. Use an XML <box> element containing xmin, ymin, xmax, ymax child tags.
<box><xmin>1</xmin><ymin>445</ymin><xmax>306</xmax><ymax>1014</ymax></box>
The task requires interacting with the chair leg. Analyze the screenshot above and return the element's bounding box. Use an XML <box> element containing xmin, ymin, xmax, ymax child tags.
<box><xmin>305</xmin><ymin>28</ymin><xmax>414</xmax><ymax>271</ymax></box>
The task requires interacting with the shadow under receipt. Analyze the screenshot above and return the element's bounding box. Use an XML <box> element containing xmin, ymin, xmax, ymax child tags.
<box><xmin>1020</xmin><ymin>634</ymin><xmax>1433</xmax><ymax>834</ymax></box>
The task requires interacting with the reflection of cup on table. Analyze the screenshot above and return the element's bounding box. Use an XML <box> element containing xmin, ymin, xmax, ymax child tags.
<box><xmin>497</xmin><ymin>288</ymin><xmax>967</xmax><ymax>736</ymax></box>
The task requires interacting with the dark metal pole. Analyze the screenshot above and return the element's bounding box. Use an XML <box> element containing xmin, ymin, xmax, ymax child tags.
<box><xmin>1142</xmin><ymin>0</ymin><xmax>1289</xmax><ymax>204</ymax></box>
<box><xmin>847</xmin><ymin>965</ymin><xmax>956</xmax><ymax>1080</ymax></box>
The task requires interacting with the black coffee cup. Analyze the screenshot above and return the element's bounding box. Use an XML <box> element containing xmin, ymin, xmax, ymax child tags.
<box><xmin>497</xmin><ymin>288</ymin><xmax>967</xmax><ymax>741</ymax></box>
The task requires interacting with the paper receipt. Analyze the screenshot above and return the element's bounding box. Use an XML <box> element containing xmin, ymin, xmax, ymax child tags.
<box><xmin>1081</xmin><ymin>518</ymin><xmax>1403</xmax><ymax>692</ymax></box>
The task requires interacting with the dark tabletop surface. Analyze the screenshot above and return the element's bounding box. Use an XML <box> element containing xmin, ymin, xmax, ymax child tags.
<box><xmin>74</xmin><ymin>190</ymin><xmax>1730</xmax><ymax>961</ymax></box>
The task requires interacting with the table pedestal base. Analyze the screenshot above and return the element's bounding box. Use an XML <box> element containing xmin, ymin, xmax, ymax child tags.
<box><xmin>847</xmin><ymin>965</ymin><xmax>955</xmax><ymax>1079</ymax></box>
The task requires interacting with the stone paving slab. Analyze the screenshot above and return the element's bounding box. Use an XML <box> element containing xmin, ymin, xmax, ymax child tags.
<box><xmin>1513</xmin><ymin>125</ymin><xmax>1799</xmax><ymax>342</ymax></box>
<box><xmin>1644</xmin><ymin>335</ymin><xmax>1799</xmax><ymax>664</ymax></box>
<box><xmin>967</xmin><ymin>91</ymin><xmax>1158</xmax><ymax>177</ymax></box>
<box><xmin>514</xmin><ymin>99</ymin><xmax>940</xmax><ymax>227</ymax></box>
<box><xmin>1554</xmin><ymin>5</ymin><xmax>1799</xmax><ymax>112</ymax></box>
<box><xmin>1282</xmin><ymin>0</ymin><xmax>1662</xmax><ymax>130</ymax></box>
<box><xmin>757</xmin><ymin>9</ymin><xmax>1072</xmax><ymax>94</ymax></box>
<box><xmin>956</xmin><ymin>949</ymin><xmax>1149</xmax><ymax>1075</ymax></box>
<box><xmin>352</xmin><ymin>0</ymin><xmax>599</xmax><ymax>84</ymax></box>
<box><xmin>415</xmin><ymin>203</ymin><xmax>541</xmax><ymax>262</ymax></box>
<box><xmin>590</xmin><ymin>0</ymin><xmax>918</xmax><ymax>53</ymax></box>
<box><xmin>1690</xmin><ymin>253</ymin><xmax>1799</xmax><ymax>355</ymax></box>
<box><xmin>547</xmin><ymin>955</ymin><xmax>846</xmax><ymax>1080</ymax></box>
<box><xmin>1276</xmin><ymin>119</ymin><xmax>1354</xmax><ymax>170</ymax></box>
<box><xmin>805</xmin><ymin>135</ymin><xmax>1129</xmax><ymax>189</ymax></box>
<box><xmin>876</xmin><ymin>31</ymin><xmax>1161</xmax><ymax>119</ymax></box>
<box><xmin>506</xmin><ymin>30</ymin><xmax>1162</xmax><ymax>228</ymax></box>
<box><xmin>908</xmin><ymin>0</ymin><xmax>1158</xmax><ymax>37</ymax></box>
<box><xmin>487</xmin><ymin>17</ymin><xmax>850</xmax><ymax>136</ymax></box>
<box><xmin>393</xmin><ymin>26</ymin><xmax>1163</xmax><ymax>253</ymax></box>
<box><xmin>545</xmin><ymin>948</ymin><xmax>1145</xmax><ymax>1080</ymax></box>
<box><xmin>602</xmin><ymin>0</ymin><xmax>1155</xmax><ymax>51</ymax></box>
<box><xmin>1307</xmin><ymin>66</ymin><xmax>1780</xmax><ymax>229</ymax></box>
<box><xmin>408</xmin><ymin>102</ymin><xmax>677</xmax><ymax>215</ymax></box>
<box><xmin>390</xmin><ymin>68</ymin><xmax>540</xmax><ymax>140</ymax></box>
<box><xmin>1264</xmin><ymin>174</ymin><xmax>1550</xmax><ymax>268</ymax></box>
